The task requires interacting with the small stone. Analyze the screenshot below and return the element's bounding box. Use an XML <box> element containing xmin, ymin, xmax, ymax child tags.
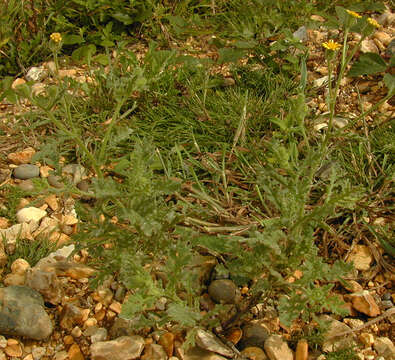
<box><xmin>321</xmin><ymin>316</ymin><xmax>356</xmax><ymax>352</ymax></box>
<box><xmin>293</xmin><ymin>26</ymin><xmax>307</xmax><ymax>42</ymax></box>
<box><xmin>18</xmin><ymin>179</ymin><xmax>35</xmax><ymax>191</ymax></box>
<box><xmin>45</xmin><ymin>194</ymin><xmax>59</xmax><ymax>211</ymax></box>
<box><xmin>7</xmin><ymin>147</ymin><xmax>36</xmax><ymax>165</ymax></box>
<box><xmin>47</xmin><ymin>174</ymin><xmax>64</xmax><ymax>188</ymax></box>
<box><xmin>208</xmin><ymin>279</ymin><xmax>239</xmax><ymax>304</ymax></box>
<box><xmin>351</xmin><ymin>290</ymin><xmax>381</xmax><ymax>317</ymax></box>
<box><xmin>374</xmin><ymin>337</ymin><xmax>395</xmax><ymax>359</ymax></box>
<box><xmin>361</xmin><ymin>39</ymin><xmax>379</xmax><ymax>53</ymax></box>
<box><xmin>381</xmin><ymin>300</ymin><xmax>393</xmax><ymax>309</ymax></box>
<box><xmin>76</xmin><ymin>179</ymin><xmax>90</xmax><ymax>192</ymax></box>
<box><xmin>71</xmin><ymin>326</ymin><xmax>82</xmax><ymax>338</ymax></box>
<box><xmin>91</xmin><ymin>328</ymin><xmax>108</xmax><ymax>343</ymax></box>
<box><xmin>92</xmin><ymin>288</ymin><xmax>113</xmax><ymax>306</ymax></box>
<box><xmin>377</xmin><ymin>10</ymin><xmax>395</xmax><ymax>26</ymax></box>
<box><xmin>141</xmin><ymin>344</ymin><xmax>167</xmax><ymax>360</ymax></box>
<box><xmin>374</xmin><ymin>31</ymin><xmax>391</xmax><ymax>46</ymax></box>
<box><xmin>39</xmin><ymin>165</ymin><xmax>52</xmax><ymax>178</ymax></box>
<box><xmin>348</xmin><ymin>245</ymin><xmax>373</xmax><ymax>271</ymax></box>
<box><xmin>13</xmin><ymin>164</ymin><xmax>40</xmax><ymax>179</ymax></box>
<box><xmin>240</xmin><ymin>347</ymin><xmax>268</xmax><ymax>360</ymax></box>
<box><xmin>158</xmin><ymin>332</ymin><xmax>174</xmax><ymax>358</ymax></box>
<box><xmin>295</xmin><ymin>339</ymin><xmax>308</xmax><ymax>360</ymax></box>
<box><xmin>359</xmin><ymin>333</ymin><xmax>374</xmax><ymax>347</ymax></box>
<box><xmin>0</xmin><ymin>217</ymin><xmax>9</xmax><ymax>229</ymax></box>
<box><xmin>310</xmin><ymin>15</ymin><xmax>325</xmax><ymax>22</ymax></box>
<box><xmin>264</xmin><ymin>335</ymin><xmax>293</xmax><ymax>360</ymax></box>
<box><xmin>5</xmin><ymin>340</ymin><xmax>22</xmax><ymax>357</ymax></box>
<box><xmin>26</xmin><ymin>66</ymin><xmax>48</xmax><ymax>82</ymax></box>
<box><xmin>31</xmin><ymin>83</ymin><xmax>46</xmax><ymax>96</ymax></box>
<box><xmin>68</xmin><ymin>344</ymin><xmax>84</xmax><ymax>360</ymax></box>
<box><xmin>58</xmin><ymin>69</ymin><xmax>77</xmax><ymax>79</ymax></box>
<box><xmin>223</xmin><ymin>77</ymin><xmax>235</xmax><ymax>87</ymax></box>
<box><xmin>32</xmin><ymin>346</ymin><xmax>46</xmax><ymax>360</ymax></box>
<box><xmin>62</xmin><ymin>164</ymin><xmax>86</xmax><ymax>184</ymax></box>
<box><xmin>0</xmin><ymin>336</ymin><xmax>7</xmax><ymax>348</ymax></box>
<box><xmin>109</xmin><ymin>301</ymin><xmax>122</xmax><ymax>314</ymax></box>
<box><xmin>16</xmin><ymin>207</ymin><xmax>46</xmax><ymax>223</ymax></box>
<box><xmin>12</xmin><ymin>78</ymin><xmax>26</xmax><ymax>89</ymax></box>
<box><xmin>25</xmin><ymin>267</ymin><xmax>63</xmax><ymax>304</ymax></box>
<box><xmin>60</xmin><ymin>304</ymin><xmax>84</xmax><ymax>330</ymax></box>
<box><xmin>23</xmin><ymin>354</ymin><xmax>34</xmax><ymax>360</ymax></box>
<box><xmin>3</xmin><ymin>273</ymin><xmax>26</xmax><ymax>286</ymax></box>
<box><xmin>239</xmin><ymin>322</ymin><xmax>270</xmax><ymax>349</ymax></box>
<box><xmin>313</xmin><ymin>76</ymin><xmax>328</xmax><ymax>88</ymax></box>
<box><xmin>0</xmin><ymin>286</ymin><xmax>53</xmax><ymax>340</ymax></box>
<box><xmin>1</xmin><ymin>222</ymin><xmax>38</xmax><ymax>253</ymax></box>
<box><xmin>386</xmin><ymin>39</ymin><xmax>395</xmax><ymax>57</ymax></box>
<box><xmin>195</xmin><ymin>329</ymin><xmax>234</xmax><ymax>358</ymax></box>
<box><xmin>343</xmin><ymin>280</ymin><xmax>363</xmax><ymax>293</ymax></box>
<box><xmin>90</xmin><ymin>336</ymin><xmax>145</xmax><ymax>360</ymax></box>
<box><xmin>53</xmin><ymin>351</ymin><xmax>68</xmax><ymax>360</ymax></box>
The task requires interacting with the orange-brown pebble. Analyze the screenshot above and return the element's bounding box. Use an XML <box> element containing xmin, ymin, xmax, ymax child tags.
<box><xmin>295</xmin><ymin>339</ymin><xmax>308</xmax><ymax>360</ymax></box>
<box><xmin>158</xmin><ymin>332</ymin><xmax>175</xmax><ymax>358</ymax></box>
<box><xmin>68</xmin><ymin>344</ymin><xmax>84</xmax><ymax>360</ymax></box>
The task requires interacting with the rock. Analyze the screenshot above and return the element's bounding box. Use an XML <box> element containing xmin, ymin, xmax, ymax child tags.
<box><xmin>35</xmin><ymin>244</ymin><xmax>74</xmax><ymax>267</ymax></box>
<box><xmin>158</xmin><ymin>332</ymin><xmax>174</xmax><ymax>357</ymax></box>
<box><xmin>295</xmin><ymin>339</ymin><xmax>308</xmax><ymax>360</ymax></box>
<box><xmin>18</xmin><ymin>179</ymin><xmax>35</xmax><ymax>191</ymax></box>
<box><xmin>347</xmin><ymin>245</ymin><xmax>373</xmax><ymax>271</ymax></box>
<box><xmin>321</xmin><ymin>316</ymin><xmax>356</xmax><ymax>352</ymax></box>
<box><xmin>32</xmin><ymin>216</ymin><xmax>59</xmax><ymax>239</ymax></box>
<box><xmin>77</xmin><ymin>179</ymin><xmax>90</xmax><ymax>192</ymax></box>
<box><xmin>332</xmin><ymin>117</ymin><xmax>348</xmax><ymax>129</ymax></box>
<box><xmin>264</xmin><ymin>335</ymin><xmax>293</xmax><ymax>360</ymax></box>
<box><xmin>7</xmin><ymin>147</ymin><xmax>36</xmax><ymax>165</ymax></box>
<box><xmin>208</xmin><ymin>279</ymin><xmax>239</xmax><ymax>304</ymax></box>
<box><xmin>223</xmin><ymin>77</ymin><xmax>235</xmax><ymax>87</ymax></box>
<box><xmin>343</xmin><ymin>280</ymin><xmax>363</xmax><ymax>293</ymax></box>
<box><xmin>60</xmin><ymin>304</ymin><xmax>84</xmax><ymax>330</ymax></box>
<box><xmin>178</xmin><ymin>346</ymin><xmax>228</xmax><ymax>360</ymax></box>
<box><xmin>25</xmin><ymin>267</ymin><xmax>63</xmax><ymax>304</ymax></box>
<box><xmin>239</xmin><ymin>322</ymin><xmax>270</xmax><ymax>349</ymax></box>
<box><xmin>359</xmin><ymin>333</ymin><xmax>374</xmax><ymax>347</ymax></box>
<box><xmin>90</xmin><ymin>336</ymin><xmax>145</xmax><ymax>360</ymax></box>
<box><xmin>381</xmin><ymin>300</ymin><xmax>393</xmax><ymax>309</ymax></box>
<box><xmin>90</xmin><ymin>328</ymin><xmax>108</xmax><ymax>343</ymax></box>
<box><xmin>141</xmin><ymin>344</ymin><xmax>167</xmax><ymax>360</ymax></box>
<box><xmin>4</xmin><ymin>339</ymin><xmax>22</xmax><ymax>357</ymax></box>
<box><xmin>16</xmin><ymin>207</ymin><xmax>47</xmax><ymax>223</ymax></box>
<box><xmin>40</xmin><ymin>165</ymin><xmax>52</xmax><ymax>178</ymax></box>
<box><xmin>350</xmin><ymin>290</ymin><xmax>381</xmax><ymax>317</ymax></box>
<box><xmin>58</xmin><ymin>69</ymin><xmax>77</xmax><ymax>79</ymax></box>
<box><xmin>109</xmin><ymin>318</ymin><xmax>136</xmax><ymax>338</ymax></box>
<box><xmin>374</xmin><ymin>31</ymin><xmax>392</xmax><ymax>46</ymax></box>
<box><xmin>26</xmin><ymin>66</ymin><xmax>48</xmax><ymax>82</ymax></box>
<box><xmin>45</xmin><ymin>194</ymin><xmax>59</xmax><ymax>211</ymax></box>
<box><xmin>310</xmin><ymin>15</ymin><xmax>325</xmax><ymax>22</ymax></box>
<box><xmin>1</xmin><ymin>222</ymin><xmax>39</xmax><ymax>253</ymax></box>
<box><xmin>31</xmin><ymin>82</ymin><xmax>46</xmax><ymax>96</ymax></box>
<box><xmin>293</xmin><ymin>26</ymin><xmax>308</xmax><ymax>42</ymax></box>
<box><xmin>47</xmin><ymin>174</ymin><xmax>64</xmax><ymax>189</ymax></box>
<box><xmin>195</xmin><ymin>329</ymin><xmax>234</xmax><ymax>357</ymax></box>
<box><xmin>3</xmin><ymin>273</ymin><xmax>26</xmax><ymax>286</ymax></box>
<box><xmin>313</xmin><ymin>76</ymin><xmax>328</xmax><ymax>88</ymax></box>
<box><xmin>361</xmin><ymin>39</ymin><xmax>379</xmax><ymax>53</ymax></box>
<box><xmin>11</xmin><ymin>258</ymin><xmax>30</xmax><ymax>274</ymax></box>
<box><xmin>32</xmin><ymin>346</ymin><xmax>46</xmax><ymax>360</ymax></box>
<box><xmin>374</xmin><ymin>337</ymin><xmax>395</xmax><ymax>359</ymax></box>
<box><xmin>62</xmin><ymin>164</ymin><xmax>86</xmax><ymax>184</ymax></box>
<box><xmin>13</xmin><ymin>164</ymin><xmax>40</xmax><ymax>179</ymax></box>
<box><xmin>0</xmin><ymin>286</ymin><xmax>53</xmax><ymax>339</ymax></box>
<box><xmin>54</xmin><ymin>351</ymin><xmax>69</xmax><ymax>360</ymax></box>
<box><xmin>68</xmin><ymin>344</ymin><xmax>84</xmax><ymax>360</ymax></box>
<box><xmin>12</xmin><ymin>78</ymin><xmax>26</xmax><ymax>89</ymax></box>
<box><xmin>240</xmin><ymin>346</ymin><xmax>268</xmax><ymax>359</ymax></box>
<box><xmin>0</xmin><ymin>217</ymin><xmax>9</xmax><ymax>229</ymax></box>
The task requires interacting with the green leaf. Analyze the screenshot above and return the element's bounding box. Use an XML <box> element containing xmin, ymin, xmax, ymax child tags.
<box><xmin>348</xmin><ymin>53</ymin><xmax>387</xmax><ymax>77</ymax></box>
<box><xmin>234</xmin><ymin>40</ymin><xmax>257</xmax><ymax>49</ymax></box>
<box><xmin>166</xmin><ymin>302</ymin><xmax>202</xmax><ymax>327</ymax></box>
<box><xmin>62</xmin><ymin>34</ymin><xmax>84</xmax><ymax>45</ymax></box>
<box><xmin>111</xmin><ymin>13</ymin><xmax>134</xmax><ymax>25</ymax></box>
<box><xmin>72</xmin><ymin>44</ymin><xmax>96</xmax><ymax>61</ymax></box>
<box><xmin>383</xmin><ymin>74</ymin><xmax>395</xmax><ymax>93</ymax></box>
<box><xmin>217</xmin><ymin>48</ymin><xmax>245</xmax><ymax>64</ymax></box>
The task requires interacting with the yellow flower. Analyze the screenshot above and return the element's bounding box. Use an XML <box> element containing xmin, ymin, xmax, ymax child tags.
<box><xmin>367</xmin><ymin>18</ymin><xmax>381</xmax><ymax>28</ymax></box>
<box><xmin>346</xmin><ymin>10</ymin><xmax>361</xmax><ymax>18</ymax></box>
<box><xmin>50</xmin><ymin>33</ymin><xmax>62</xmax><ymax>43</ymax></box>
<box><xmin>322</xmin><ymin>39</ymin><xmax>341</xmax><ymax>51</ymax></box>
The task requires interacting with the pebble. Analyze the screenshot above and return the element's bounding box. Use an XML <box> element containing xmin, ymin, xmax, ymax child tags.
<box><xmin>240</xmin><ymin>347</ymin><xmax>268</xmax><ymax>359</ymax></box>
<box><xmin>141</xmin><ymin>344</ymin><xmax>167</xmax><ymax>360</ymax></box>
<box><xmin>239</xmin><ymin>322</ymin><xmax>270</xmax><ymax>349</ymax></box>
<box><xmin>18</xmin><ymin>179</ymin><xmax>35</xmax><ymax>191</ymax></box>
<box><xmin>13</xmin><ymin>164</ymin><xmax>40</xmax><ymax>179</ymax></box>
<box><xmin>32</xmin><ymin>346</ymin><xmax>46</xmax><ymax>360</ymax></box>
<box><xmin>62</xmin><ymin>164</ymin><xmax>86</xmax><ymax>184</ymax></box>
<box><xmin>360</xmin><ymin>39</ymin><xmax>379</xmax><ymax>53</ymax></box>
<box><xmin>295</xmin><ymin>339</ymin><xmax>308</xmax><ymax>360</ymax></box>
<box><xmin>0</xmin><ymin>286</ymin><xmax>53</xmax><ymax>340</ymax></box>
<box><xmin>5</xmin><ymin>340</ymin><xmax>22</xmax><ymax>357</ymax></box>
<box><xmin>386</xmin><ymin>38</ymin><xmax>395</xmax><ymax>57</ymax></box>
<box><xmin>90</xmin><ymin>328</ymin><xmax>108</xmax><ymax>343</ymax></box>
<box><xmin>350</xmin><ymin>290</ymin><xmax>381</xmax><ymax>317</ymax></box>
<box><xmin>26</xmin><ymin>66</ymin><xmax>48</xmax><ymax>82</ymax></box>
<box><xmin>347</xmin><ymin>245</ymin><xmax>373</xmax><ymax>271</ymax></box>
<box><xmin>264</xmin><ymin>335</ymin><xmax>293</xmax><ymax>360</ymax></box>
<box><xmin>158</xmin><ymin>332</ymin><xmax>174</xmax><ymax>358</ymax></box>
<box><xmin>47</xmin><ymin>174</ymin><xmax>64</xmax><ymax>188</ymax></box>
<box><xmin>90</xmin><ymin>336</ymin><xmax>145</xmax><ymax>360</ymax></box>
<box><xmin>7</xmin><ymin>147</ymin><xmax>36</xmax><ymax>165</ymax></box>
<box><xmin>12</xmin><ymin>78</ymin><xmax>26</xmax><ymax>89</ymax></box>
<box><xmin>25</xmin><ymin>267</ymin><xmax>63</xmax><ymax>304</ymax></box>
<box><xmin>178</xmin><ymin>346</ymin><xmax>228</xmax><ymax>360</ymax></box>
<box><xmin>374</xmin><ymin>337</ymin><xmax>395</xmax><ymax>359</ymax></box>
<box><xmin>208</xmin><ymin>279</ymin><xmax>239</xmax><ymax>304</ymax></box>
<box><xmin>195</xmin><ymin>329</ymin><xmax>234</xmax><ymax>358</ymax></box>
<box><xmin>68</xmin><ymin>344</ymin><xmax>84</xmax><ymax>360</ymax></box>
<box><xmin>381</xmin><ymin>300</ymin><xmax>393</xmax><ymax>309</ymax></box>
<box><xmin>0</xmin><ymin>217</ymin><xmax>9</xmax><ymax>229</ymax></box>
<box><xmin>321</xmin><ymin>316</ymin><xmax>356</xmax><ymax>352</ymax></box>
<box><xmin>16</xmin><ymin>207</ymin><xmax>47</xmax><ymax>223</ymax></box>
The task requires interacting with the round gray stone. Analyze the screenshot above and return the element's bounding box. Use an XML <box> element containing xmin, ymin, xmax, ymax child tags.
<box><xmin>13</xmin><ymin>164</ymin><xmax>40</xmax><ymax>180</ymax></box>
<box><xmin>47</xmin><ymin>174</ymin><xmax>64</xmax><ymax>189</ymax></box>
<box><xmin>208</xmin><ymin>279</ymin><xmax>239</xmax><ymax>304</ymax></box>
<box><xmin>0</xmin><ymin>285</ymin><xmax>53</xmax><ymax>340</ymax></box>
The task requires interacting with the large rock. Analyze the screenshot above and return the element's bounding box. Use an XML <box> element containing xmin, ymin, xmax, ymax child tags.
<box><xmin>0</xmin><ymin>286</ymin><xmax>53</xmax><ymax>340</ymax></box>
<box><xmin>90</xmin><ymin>336</ymin><xmax>145</xmax><ymax>360</ymax></box>
<box><xmin>264</xmin><ymin>335</ymin><xmax>293</xmax><ymax>360</ymax></box>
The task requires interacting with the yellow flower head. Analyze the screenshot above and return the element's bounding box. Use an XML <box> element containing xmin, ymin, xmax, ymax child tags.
<box><xmin>50</xmin><ymin>33</ymin><xmax>62</xmax><ymax>43</ymax></box>
<box><xmin>367</xmin><ymin>18</ymin><xmax>381</xmax><ymax>28</ymax></box>
<box><xmin>322</xmin><ymin>39</ymin><xmax>341</xmax><ymax>51</ymax></box>
<box><xmin>346</xmin><ymin>10</ymin><xmax>361</xmax><ymax>18</ymax></box>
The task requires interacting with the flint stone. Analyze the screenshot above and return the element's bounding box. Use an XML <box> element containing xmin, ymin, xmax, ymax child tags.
<box><xmin>0</xmin><ymin>286</ymin><xmax>52</xmax><ymax>340</ymax></box>
<box><xmin>25</xmin><ymin>267</ymin><xmax>63</xmax><ymax>304</ymax></box>
<box><xmin>26</xmin><ymin>67</ymin><xmax>48</xmax><ymax>82</ymax></box>
<box><xmin>208</xmin><ymin>279</ymin><xmax>239</xmax><ymax>304</ymax></box>
<box><xmin>16</xmin><ymin>207</ymin><xmax>47</xmax><ymax>223</ymax></box>
<box><xmin>374</xmin><ymin>337</ymin><xmax>395</xmax><ymax>359</ymax></box>
<box><xmin>13</xmin><ymin>164</ymin><xmax>40</xmax><ymax>180</ymax></box>
<box><xmin>141</xmin><ymin>344</ymin><xmax>167</xmax><ymax>360</ymax></box>
<box><xmin>321</xmin><ymin>315</ymin><xmax>356</xmax><ymax>352</ymax></box>
<box><xmin>90</xmin><ymin>335</ymin><xmax>145</xmax><ymax>360</ymax></box>
<box><xmin>195</xmin><ymin>329</ymin><xmax>234</xmax><ymax>358</ymax></box>
<box><xmin>264</xmin><ymin>335</ymin><xmax>293</xmax><ymax>360</ymax></box>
